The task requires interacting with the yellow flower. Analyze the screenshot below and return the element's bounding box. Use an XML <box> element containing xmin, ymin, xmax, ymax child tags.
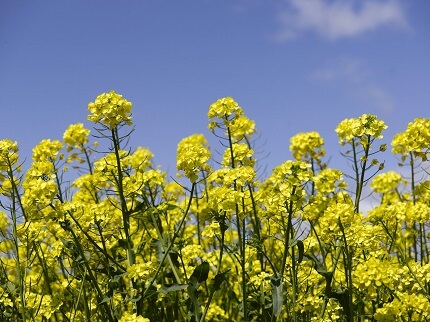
<box><xmin>229</xmin><ymin>114</ymin><xmax>256</xmax><ymax>141</ymax></box>
<box><xmin>0</xmin><ymin>139</ymin><xmax>19</xmax><ymax>171</ymax></box>
<box><xmin>119</xmin><ymin>312</ymin><xmax>150</xmax><ymax>322</ymax></box>
<box><xmin>208</xmin><ymin>96</ymin><xmax>242</xmax><ymax>120</ymax></box>
<box><xmin>335</xmin><ymin>114</ymin><xmax>387</xmax><ymax>145</ymax></box>
<box><xmin>32</xmin><ymin>139</ymin><xmax>63</xmax><ymax>162</ymax></box>
<box><xmin>371</xmin><ymin>171</ymin><xmax>403</xmax><ymax>194</ymax></box>
<box><xmin>391</xmin><ymin>118</ymin><xmax>430</xmax><ymax>157</ymax></box>
<box><xmin>63</xmin><ymin>123</ymin><xmax>90</xmax><ymax>151</ymax></box>
<box><xmin>87</xmin><ymin>90</ymin><xmax>133</xmax><ymax>129</ymax></box>
<box><xmin>221</xmin><ymin>143</ymin><xmax>255</xmax><ymax>167</ymax></box>
<box><xmin>290</xmin><ymin>131</ymin><xmax>325</xmax><ymax>161</ymax></box>
<box><xmin>314</xmin><ymin>168</ymin><xmax>346</xmax><ymax>194</ymax></box>
<box><xmin>177</xmin><ymin>134</ymin><xmax>211</xmax><ymax>182</ymax></box>
<box><xmin>127</xmin><ymin>262</ymin><xmax>155</xmax><ymax>282</ymax></box>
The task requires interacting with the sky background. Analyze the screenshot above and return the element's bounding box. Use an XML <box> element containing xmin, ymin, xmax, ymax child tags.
<box><xmin>1</xmin><ymin>0</ymin><xmax>429</xmax><ymax>189</ymax></box>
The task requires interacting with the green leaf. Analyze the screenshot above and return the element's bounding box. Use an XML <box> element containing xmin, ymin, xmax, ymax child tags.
<box><xmin>304</xmin><ymin>254</ymin><xmax>326</xmax><ymax>275</ymax></box>
<box><xmin>210</xmin><ymin>270</ymin><xmax>230</xmax><ymax>292</ymax></box>
<box><xmin>6</xmin><ymin>281</ymin><xmax>15</xmax><ymax>295</ymax></box>
<box><xmin>289</xmin><ymin>239</ymin><xmax>304</xmax><ymax>264</ymax></box>
<box><xmin>158</xmin><ymin>283</ymin><xmax>188</xmax><ymax>294</ymax></box>
<box><xmin>99</xmin><ymin>296</ymin><xmax>111</xmax><ymax>304</ymax></box>
<box><xmin>59</xmin><ymin>237</ymin><xmax>73</xmax><ymax>250</ymax></box>
<box><xmin>117</xmin><ymin>239</ymin><xmax>129</xmax><ymax>250</ymax></box>
<box><xmin>165</xmin><ymin>203</ymin><xmax>179</xmax><ymax>211</ymax></box>
<box><xmin>130</xmin><ymin>296</ymin><xmax>142</xmax><ymax>303</ymax></box>
<box><xmin>270</xmin><ymin>276</ymin><xmax>283</xmax><ymax>317</ymax></box>
<box><xmin>190</xmin><ymin>261</ymin><xmax>210</xmax><ymax>285</ymax></box>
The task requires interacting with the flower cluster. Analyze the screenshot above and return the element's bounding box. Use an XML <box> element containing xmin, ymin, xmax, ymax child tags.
<box><xmin>176</xmin><ymin>134</ymin><xmax>211</xmax><ymax>182</ymax></box>
<box><xmin>63</xmin><ymin>123</ymin><xmax>90</xmax><ymax>151</ymax></box>
<box><xmin>3</xmin><ymin>92</ymin><xmax>430</xmax><ymax>322</ymax></box>
<box><xmin>392</xmin><ymin>118</ymin><xmax>430</xmax><ymax>158</ymax></box>
<box><xmin>0</xmin><ymin>139</ymin><xmax>19</xmax><ymax>170</ymax></box>
<box><xmin>207</xmin><ymin>96</ymin><xmax>242</xmax><ymax>121</ymax></box>
<box><xmin>371</xmin><ymin>171</ymin><xmax>403</xmax><ymax>194</ymax></box>
<box><xmin>290</xmin><ymin>131</ymin><xmax>325</xmax><ymax>161</ymax></box>
<box><xmin>87</xmin><ymin>90</ymin><xmax>133</xmax><ymax>129</ymax></box>
<box><xmin>335</xmin><ymin>113</ymin><xmax>387</xmax><ymax>145</ymax></box>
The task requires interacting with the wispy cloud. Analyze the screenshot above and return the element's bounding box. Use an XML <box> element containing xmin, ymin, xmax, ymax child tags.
<box><xmin>275</xmin><ymin>0</ymin><xmax>408</xmax><ymax>41</ymax></box>
<box><xmin>311</xmin><ymin>58</ymin><xmax>395</xmax><ymax>113</ymax></box>
<box><xmin>312</xmin><ymin>59</ymin><xmax>368</xmax><ymax>83</ymax></box>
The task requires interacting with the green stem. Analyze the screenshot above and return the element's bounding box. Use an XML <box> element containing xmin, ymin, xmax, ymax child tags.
<box><xmin>111</xmin><ymin>128</ymin><xmax>136</xmax><ymax>311</ymax></box>
<box><xmin>142</xmin><ymin>183</ymin><xmax>196</xmax><ymax>298</ymax></box>
<box><xmin>200</xmin><ymin>218</ymin><xmax>226</xmax><ymax>322</ymax></box>
<box><xmin>226</xmin><ymin>122</ymin><xmax>248</xmax><ymax>321</ymax></box>
<box><xmin>69</xmin><ymin>228</ymin><xmax>115</xmax><ymax>322</ymax></box>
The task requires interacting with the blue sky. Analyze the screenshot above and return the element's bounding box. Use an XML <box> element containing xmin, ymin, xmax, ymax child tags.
<box><xmin>1</xmin><ymin>0</ymin><xmax>429</xmax><ymax>179</ymax></box>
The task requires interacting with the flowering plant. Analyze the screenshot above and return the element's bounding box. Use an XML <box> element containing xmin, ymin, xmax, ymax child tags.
<box><xmin>0</xmin><ymin>91</ymin><xmax>429</xmax><ymax>321</ymax></box>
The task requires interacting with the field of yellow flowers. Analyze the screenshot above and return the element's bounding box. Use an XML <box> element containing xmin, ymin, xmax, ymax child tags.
<box><xmin>1</xmin><ymin>91</ymin><xmax>430</xmax><ymax>321</ymax></box>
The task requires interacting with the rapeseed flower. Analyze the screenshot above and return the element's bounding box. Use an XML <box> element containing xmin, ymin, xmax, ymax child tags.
<box><xmin>63</xmin><ymin>123</ymin><xmax>90</xmax><ymax>151</ymax></box>
<box><xmin>176</xmin><ymin>134</ymin><xmax>211</xmax><ymax>182</ymax></box>
<box><xmin>392</xmin><ymin>118</ymin><xmax>430</xmax><ymax>158</ymax></box>
<box><xmin>371</xmin><ymin>171</ymin><xmax>403</xmax><ymax>194</ymax></box>
<box><xmin>290</xmin><ymin>131</ymin><xmax>325</xmax><ymax>161</ymax></box>
<box><xmin>335</xmin><ymin>114</ymin><xmax>387</xmax><ymax>145</ymax></box>
<box><xmin>88</xmin><ymin>90</ymin><xmax>132</xmax><ymax>129</ymax></box>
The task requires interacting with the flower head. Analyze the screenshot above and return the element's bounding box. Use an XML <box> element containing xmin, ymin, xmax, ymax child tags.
<box><xmin>0</xmin><ymin>139</ymin><xmax>19</xmax><ymax>171</ymax></box>
<box><xmin>391</xmin><ymin>118</ymin><xmax>430</xmax><ymax>157</ymax></box>
<box><xmin>335</xmin><ymin>114</ymin><xmax>387</xmax><ymax>145</ymax></box>
<box><xmin>87</xmin><ymin>90</ymin><xmax>132</xmax><ymax>129</ymax></box>
<box><xmin>63</xmin><ymin>123</ymin><xmax>90</xmax><ymax>151</ymax></box>
<box><xmin>290</xmin><ymin>131</ymin><xmax>325</xmax><ymax>161</ymax></box>
<box><xmin>177</xmin><ymin>134</ymin><xmax>211</xmax><ymax>182</ymax></box>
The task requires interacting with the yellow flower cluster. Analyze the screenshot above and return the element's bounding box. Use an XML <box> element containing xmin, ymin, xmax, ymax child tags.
<box><xmin>335</xmin><ymin>114</ymin><xmax>387</xmax><ymax>145</ymax></box>
<box><xmin>0</xmin><ymin>139</ymin><xmax>20</xmax><ymax>198</ymax></box>
<box><xmin>260</xmin><ymin>160</ymin><xmax>312</xmax><ymax>215</ymax></box>
<box><xmin>87</xmin><ymin>90</ymin><xmax>133</xmax><ymax>129</ymax></box>
<box><xmin>208</xmin><ymin>97</ymin><xmax>255</xmax><ymax>142</ymax></box>
<box><xmin>270</xmin><ymin>160</ymin><xmax>312</xmax><ymax>187</ymax></box>
<box><xmin>5</xmin><ymin>92</ymin><xmax>430</xmax><ymax>321</ymax></box>
<box><xmin>371</xmin><ymin>171</ymin><xmax>403</xmax><ymax>194</ymax></box>
<box><xmin>207</xmin><ymin>96</ymin><xmax>242</xmax><ymax>121</ymax></box>
<box><xmin>127</xmin><ymin>261</ymin><xmax>155</xmax><ymax>282</ymax></box>
<box><xmin>228</xmin><ymin>114</ymin><xmax>256</xmax><ymax>141</ymax></box>
<box><xmin>26</xmin><ymin>293</ymin><xmax>63</xmax><ymax>320</ymax></box>
<box><xmin>176</xmin><ymin>134</ymin><xmax>211</xmax><ymax>182</ymax></box>
<box><xmin>353</xmin><ymin>257</ymin><xmax>397</xmax><ymax>300</ymax></box>
<box><xmin>63</xmin><ymin>123</ymin><xmax>90</xmax><ymax>151</ymax></box>
<box><xmin>0</xmin><ymin>139</ymin><xmax>19</xmax><ymax>170</ymax></box>
<box><xmin>118</xmin><ymin>312</ymin><xmax>150</xmax><ymax>322</ymax></box>
<box><xmin>221</xmin><ymin>143</ymin><xmax>255</xmax><ymax>167</ymax></box>
<box><xmin>22</xmin><ymin>140</ymin><xmax>63</xmax><ymax>215</ymax></box>
<box><xmin>202</xmin><ymin>303</ymin><xmax>229</xmax><ymax>322</ymax></box>
<box><xmin>31</xmin><ymin>139</ymin><xmax>63</xmax><ymax>162</ymax></box>
<box><xmin>290</xmin><ymin>131</ymin><xmax>325</xmax><ymax>161</ymax></box>
<box><xmin>313</xmin><ymin>168</ymin><xmax>346</xmax><ymax>194</ymax></box>
<box><xmin>374</xmin><ymin>292</ymin><xmax>430</xmax><ymax>321</ymax></box>
<box><xmin>392</xmin><ymin>118</ymin><xmax>430</xmax><ymax>158</ymax></box>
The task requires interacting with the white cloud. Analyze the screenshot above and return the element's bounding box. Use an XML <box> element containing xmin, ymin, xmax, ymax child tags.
<box><xmin>311</xmin><ymin>59</ymin><xmax>367</xmax><ymax>83</ymax></box>
<box><xmin>311</xmin><ymin>58</ymin><xmax>395</xmax><ymax>113</ymax></box>
<box><xmin>275</xmin><ymin>0</ymin><xmax>408</xmax><ymax>41</ymax></box>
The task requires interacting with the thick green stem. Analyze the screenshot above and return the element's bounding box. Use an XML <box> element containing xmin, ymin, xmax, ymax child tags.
<box><xmin>226</xmin><ymin>123</ymin><xmax>248</xmax><ymax>321</ymax></box>
<box><xmin>111</xmin><ymin>128</ymin><xmax>137</xmax><ymax>311</ymax></box>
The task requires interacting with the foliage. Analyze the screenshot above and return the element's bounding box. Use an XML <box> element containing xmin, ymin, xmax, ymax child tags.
<box><xmin>0</xmin><ymin>91</ymin><xmax>430</xmax><ymax>321</ymax></box>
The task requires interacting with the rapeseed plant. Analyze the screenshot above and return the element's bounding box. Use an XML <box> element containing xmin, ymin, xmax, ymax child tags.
<box><xmin>0</xmin><ymin>91</ymin><xmax>430</xmax><ymax>321</ymax></box>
